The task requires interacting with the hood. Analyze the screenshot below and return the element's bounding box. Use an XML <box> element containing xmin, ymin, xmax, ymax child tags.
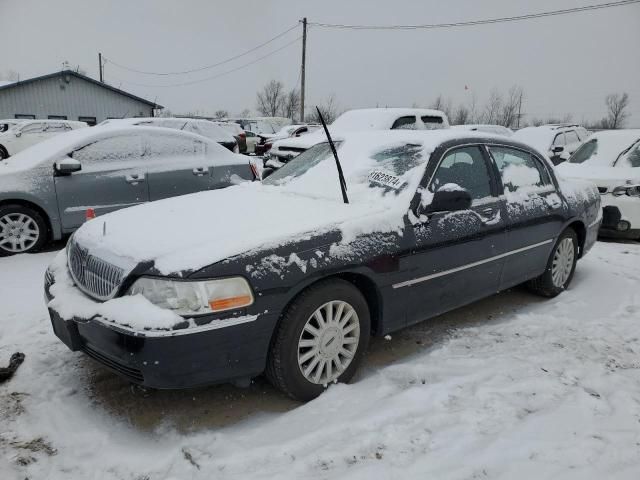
<box><xmin>72</xmin><ymin>182</ymin><xmax>394</xmax><ymax>276</ymax></box>
<box><xmin>271</xmin><ymin>130</ymin><xmax>326</xmax><ymax>151</ymax></box>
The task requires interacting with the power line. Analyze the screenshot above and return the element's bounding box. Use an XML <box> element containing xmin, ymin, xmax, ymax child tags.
<box><xmin>104</xmin><ymin>23</ymin><xmax>299</xmax><ymax>76</ymax></box>
<box><xmin>107</xmin><ymin>36</ymin><xmax>302</xmax><ymax>88</ymax></box>
<box><xmin>309</xmin><ymin>0</ymin><xmax>640</xmax><ymax>30</ymax></box>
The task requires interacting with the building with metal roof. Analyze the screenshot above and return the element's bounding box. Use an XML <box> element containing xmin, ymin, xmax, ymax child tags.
<box><xmin>0</xmin><ymin>70</ymin><xmax>162</xmax><ymax>125</ymax></box>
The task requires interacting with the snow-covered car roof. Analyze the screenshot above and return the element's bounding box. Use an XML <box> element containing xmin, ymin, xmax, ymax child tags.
<box><xmin>0</xmin><ymin>125</ymin><xmax>230</xmax><ymax>174</ymax></box>
<box><xmin>331</xmin><ymin>108</ymin><xmax>448</xmax><ymax>131</ymax></box>
<box><xmin>513</xmin><ymin>125</ymin><xmax>584</xmax><ymax>152</ymax></box>
<box><xmin>9</xmin><ymin>119</ymin><xmax>88</xmax><ymax>129</ymax></box>
<box><xmin>99</xmin><ymin>117</ymin><xmax>234</xmax><ymax>143</ymax></box>
<box><xmin>452</xmin><ymin>124</ymin><xmax>513</xmax><ymax>136</ymax></box>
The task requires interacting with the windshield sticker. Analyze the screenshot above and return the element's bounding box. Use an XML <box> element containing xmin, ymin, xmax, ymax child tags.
<box><xmin>368</xmin><ymin>170</ymin><xmax>405</xmax><ymax>190</ymax></box>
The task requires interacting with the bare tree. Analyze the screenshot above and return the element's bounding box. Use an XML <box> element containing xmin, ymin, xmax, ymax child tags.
<box><xmin>453</xmin><ymin>105</ymin><xmax>470</xmax><ymax>125</ymax></box>
<box><xmin>239</xmin><ymin>108</ymin><xmax>251</xmax><ymax>118</ymax></box>
<box><xmin>280</xmin><ymin>88</ymin><xmax>301</xmax><ymax>121</ymax></box>
<box><xmin>213</xmin><ymin>110</ymin><xmax>229</xmax><ymax>120</ymax></box>
<box><xmin>307</xmin><ymin>95</ymin><xmax>339</xmax><ymax>124</ymax></box>
<box><xmin>483</xmin><ymin>89</ymin><xmax>503</xmax><ymax>125</ymax></box>
<box><xmin>429</xmin><ymin>95</ymin><xmax>453</xmax><ymax>120</ymax></box>
<box><xmin>603</xmin><ymin>92</ymin><xmax>630</xmax><ymax>129</ymax></box>
<box><xmin>498</xmin><ymin>85</ymin><xmax>524</xmax><ymax>128</ymax></box>
<box><xmin>256</xmin><ymin>80</ymin><xmax>285</xmax><ymax>117</ymax></box>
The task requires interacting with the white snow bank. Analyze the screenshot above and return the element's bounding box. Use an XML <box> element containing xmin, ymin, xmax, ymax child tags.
<box><xmin>2</xmin><ymin>242</ymin><xmax>640</xmax><ymax>479</ymax></box>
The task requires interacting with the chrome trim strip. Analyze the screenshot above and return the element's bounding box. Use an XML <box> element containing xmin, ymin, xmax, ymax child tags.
<box><xmin>392</xmin><ymin>239</ymin><xmax>554</xmax><ymax>289</ymax></box>
<box><xmin>92</xmin><ymin>314</ymin><xmax>260</xmax><ymax>337</ymax></box>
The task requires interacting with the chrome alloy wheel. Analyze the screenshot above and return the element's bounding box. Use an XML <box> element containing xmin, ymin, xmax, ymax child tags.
<box><xmin>297</xmin><ymin>300</ymin><xmax>360</xmax><ymax>385</ymax></box>
<box><xmin>551</xmin><ymin>237</ymin><xmax>575</xmax><ymax>288</ymax></box>
<box><xmin>0</xmin><ymin>213</ymin><xmax>40</xmax><ymax>253</ymax></box>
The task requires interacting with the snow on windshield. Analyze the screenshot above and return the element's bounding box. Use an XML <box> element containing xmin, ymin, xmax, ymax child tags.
<box><xmin>568</xmin><ymin>131</ymin><xmax>640</xmax><ymax>166</ymax></box>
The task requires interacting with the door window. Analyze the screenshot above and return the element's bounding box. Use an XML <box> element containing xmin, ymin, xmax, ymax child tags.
<box><xmin>489</xmin><ymin>146</ymin><xmax>550</xmax><ymax>193</ymax></box>
<box><xmin>78</xmin><ymin>116</ymin><xmax>97</xmax><ymax>126</ymax></box>
<box><xmin>391</xmin><ymin>116</ymin><xmax>418</xmax><ymax>130</ymax></box>
<box><xmin>430</xmin><ymin>146</ymin><xmax>492</xmax><ymax>200</ymax></box>
<box><xmin>72</xmin><ymin>135</ymin><xmax>143</xmax><ymax>166</ymax></box>
<box><xmin>143</xmin><ymin>133</ymin><xmax>204</xmax><ymax>160</ymax></box>
<box><xmin>565</xmin><ymin>131</ymin><xmax>580</xmax><ymax>144</ymax></box>
<box><xmin>19</xmin><ymin>123</ymin><xmax>45</xmax><ymax>135</ymax></box>
<box><xmin>553</xmin><ymin>133</ymin><xmax>566</xmax><ymax>146</ymax></box>
<box><xmin>421</xmin><ymin>115</ymin><xmax>445</xmax><ymax>130</ymax></box>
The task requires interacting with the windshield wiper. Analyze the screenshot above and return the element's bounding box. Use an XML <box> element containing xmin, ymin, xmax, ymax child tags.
<box><xmin>316</xmin><ymin>106</ymin><xmax>349</xmax><ymax>204</ymax></box>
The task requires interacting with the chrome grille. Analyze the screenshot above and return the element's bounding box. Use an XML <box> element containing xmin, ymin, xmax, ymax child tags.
<box><xmin>68</xmin><ymin>239</ymin><xmax>125</xmax><ymax>301</ymax></box>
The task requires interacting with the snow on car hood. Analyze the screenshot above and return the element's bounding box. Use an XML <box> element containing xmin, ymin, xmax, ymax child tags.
<box><xmin>71</xmin><ymin>183</ymin><xmax>398</xmax><ymax>275</ymax></box>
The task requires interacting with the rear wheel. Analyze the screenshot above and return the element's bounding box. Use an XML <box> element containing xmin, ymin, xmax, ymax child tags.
<box><xmin>527</xmin><ymin>228</ymin><xmax>578</xmax><ymax>297</ymax></box>
<box><xmin>0</xmin><ymin>204</ymin><xmax>48</xmax><ymax>256</ymax></box>
<box><xmin>0</xmin><ymin>145</ymin><xmax>8</xmax><ymax>160</ymax></box>
<box><xmin>266</xmin><ymin>280</ymin><xmax>370</xmax><ymax>401</ymax></box>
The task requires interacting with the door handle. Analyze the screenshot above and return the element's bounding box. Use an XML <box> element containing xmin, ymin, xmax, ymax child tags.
<box><xmin>192</xmin><ymin>167</ymin><xmax>207</xmax><ymax>176</ymax></box>
<box><xmin>478</xmin><ymin>207</ymin><xmax>500</xmax><ymax>224</ymax></box>
<box><xmin>125</xmin><ymin>174</ymin><xmax>145</xmax><ymax>184</ymax></box>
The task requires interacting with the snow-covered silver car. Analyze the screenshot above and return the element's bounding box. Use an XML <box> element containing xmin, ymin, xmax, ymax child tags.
<box><xmin>0</xmin><ymin>125</ymin><xmax>254</xmax><ymax>255</ymax></box>
<box><xmin>0</xmin><ymin>119</ymin><xmax>88</xmax><ymax>159</ymax></box>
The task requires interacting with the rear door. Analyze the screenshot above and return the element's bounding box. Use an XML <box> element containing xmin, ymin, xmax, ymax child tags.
<box><xmin>487</xmin><ymin>145</ymin><xmax>564</xmax><ymax>289</ymax></box>
<box><xmin>144</xmin><ymin>132</ymin><xmax>213</xmax><ymax>201</ymax></box>
<box><xmin>54</xmin><ymin>135</ymin><xmax>148</xmax><ymax>229</ymax></box>
<box><xmin>401</xmin><ymin>145</ymin><xmax>508</xmax><ymax>325</ymax></box>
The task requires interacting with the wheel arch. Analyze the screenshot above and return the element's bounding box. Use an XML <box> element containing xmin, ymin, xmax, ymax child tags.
<box><xmin>565</xmin><ymin>219</ymin><xmax>586</xmax><ymax>258</ymax></box>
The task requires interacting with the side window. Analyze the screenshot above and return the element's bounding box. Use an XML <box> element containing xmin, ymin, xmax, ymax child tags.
<box><xmin>391</xmin><ymin>116</ymin><xmax>418</xmax><ymax>130</ymax></box>
<box><xmin>143</xmin><ymin>134</ymin><xmax>204</xmax><ymax>160</ymax></box>
<box><xmin>430</xmin><ymin>146</ymin><xmax>492</xmax><ymax>200</ymax></box>
<box><xmin>72</xmin><ymin>135</ymin><xmax>142</xmax><ymax>166</ymax></box>
<box><xmin>421</xmin><ymin>115</ymin><xmax>445</xmax><ymax>130</ymax></box>
<box><xmin>565</xmin><ymin>131</ymin><xmax>580</xmax><ymax>144</ymax></box>
<box><xmin>489</xmin><ymin>146</ymin><xmax>550</xmax><ymax>193</ymax></box>
<box><xmin>553</xmin><ymin>133</ymin><xmax>566</xmax><ymax>147</ymax></box>
<box><xmin>19</xmin><ymin>123</ymin><xmax>45</xmax><ymax>135</ymax></box>
<box><xmin>78</xmin><ymin>116</ymin><xmax>97</xmax><ymax>126</ymax></box>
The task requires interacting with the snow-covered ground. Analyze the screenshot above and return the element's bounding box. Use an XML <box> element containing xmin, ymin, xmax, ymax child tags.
<box><xmin>1</xmin><ymin>241</ymin><xmax>640</xmax><ymax>479</ymax></box>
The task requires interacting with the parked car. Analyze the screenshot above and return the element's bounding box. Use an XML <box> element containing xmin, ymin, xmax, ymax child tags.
<box><xmin>99</xmin><ymin>117</ymin><xmax>238</xmax><ymax>153</ymax></box>
<box><xmin>0</xmin><ymin>119</ymin><xmax>26</xmax><ymax>133</ymax></box>
<box><xmin>265</xmin><ymin>108</ymin><xmax>449</xmax><ymax>172</ymax></box>
<box><xmin>452</xmin><ymin>124</ymin><xmax>513</xmax><ymax>136</ymax></box>
<box><xmin>213</xmin><ymin>122</ymin><xmax>247</xmax><ymax>154</ymax></box>
<box><xmin>0</xmin><ymin>119</ymin><xmax>87</xmax><ymax>159</ymax></box>
<box><xmin>232</xmin><ymin>117</ymin><xmax>291</xmax><ymax>135</ymax></box>
<box><xmin>556</xmin><ymin>129</ymin><xmax>640</xmax><ymax>239</ymax></box>
<box><xmin>513</xmin><ymin>124</ymin><xmax>590</xmax><ymax>165</ymax></box>
<box><xmin>45</xmin><ymin>130</ymin><xmax>600</xmax><ymax>401</ymax></box>
<box><xmin>255</xmin><ymin>124</ymin><xmax>321</xmax><ymax>156</ymax></box>
<box><xmin>0</xmin><ymin>126</ymin><xmax>254</xmax><ymax>255</ymax></box>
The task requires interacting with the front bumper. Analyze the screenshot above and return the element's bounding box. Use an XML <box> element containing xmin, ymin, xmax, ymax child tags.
<box><xmin>45</xmin><ymin>271</ymin><xmax>279</xmax><ymax>389</ymax></box>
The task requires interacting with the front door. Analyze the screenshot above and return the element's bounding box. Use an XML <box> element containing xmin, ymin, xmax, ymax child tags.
<box><xmin>54</xmin><ymin>134</ymin><xmax>149</xmax><ymax>229</ymax></box>
<box><xmin>144</xmin><ymin>132</ymin><xmax>212</xmax><ymax>201</ymax></box>
<box><xmin>399</xmin><ymin>145</ymin><xmax>508</xmax><ymax>326</ymax></box>
<box><xmin>486</xmin><ymin>145</ymin><xmax>564</xmax><ymax>289</ymax></box>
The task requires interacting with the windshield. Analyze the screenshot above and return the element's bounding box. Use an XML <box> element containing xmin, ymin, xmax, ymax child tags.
<box><xmin>568</xmin><ymin>139</ymin><xmax>597</xmax><ymax>164</ymax></box>
<box><xmin>263</xmin><ymin>138</ymin><xmax>429</xmax><ymax>204</ymax></box>
<box><xmin>616</xmin><ymin>140</ymin><xmax>640</xmax><ymax>168</ymax></box>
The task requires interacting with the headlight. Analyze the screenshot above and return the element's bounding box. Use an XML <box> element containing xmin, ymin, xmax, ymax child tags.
<box><xmin>127</xmin><ymin>277</ymin><xmax>254</xmax><ymax>316</ymax></box>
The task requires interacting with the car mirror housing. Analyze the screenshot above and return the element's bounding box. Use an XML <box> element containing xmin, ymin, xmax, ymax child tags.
<box><xmin>55</xmin><ymin>157</ymin><xmax>82</xmax><ymax>175</ymax></box>
<box><xmin>427</xmin><ymin>186</ymin><xmax>472</xmax><ymax>213</ymax></box>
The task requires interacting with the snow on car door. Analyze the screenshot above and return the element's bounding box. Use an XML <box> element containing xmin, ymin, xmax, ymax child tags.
<box><xmin>402</xmin><ymin>145</ymin><xmax>507</xmax><ymax>326</ymax></box>
<box><xmin>54</xmin><ymin>135</ymin><xmax>148</xmax><ymax>229</ymax></box>
<box><xmin>487</xmin><ymin>145</ymin><xmax>564</xmax><ymax>288</ymax></box>
<box><xmin>144</xmin><ymin>132</ymin><xmax>212</xmax><ymax>201</ymax></box>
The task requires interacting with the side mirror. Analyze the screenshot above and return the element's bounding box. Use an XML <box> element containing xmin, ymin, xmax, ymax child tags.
<box><xmin>427</xmin><ymin>185</ymin><xmax>472</xmax><ymax>213</ymax></box>
<box><xmin>552</xmin><ymin>146</ymin><xmax>564</xmax><ymax>154</ymax></box>
<box><xmin>55</xmin><ymin>157</ymin><xmax>82</xmax><ymax>176</ymax></box>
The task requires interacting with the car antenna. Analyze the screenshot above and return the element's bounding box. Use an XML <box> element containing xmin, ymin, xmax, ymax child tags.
<box><xmin>316</xmin><ymin>106</ymin><xmax>349</xmax><ymax>204</ymax></box>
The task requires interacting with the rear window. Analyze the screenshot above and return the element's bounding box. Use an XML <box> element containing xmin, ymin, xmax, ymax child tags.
<box><xmin>421</xmin><ymin>115</ymin><xmax>445</xmax><ymax>130</ymax></box>
<box><xmin>391</xmin><ymin>116</ymin><xmax>418</xmax><ymax>130</ymax></box>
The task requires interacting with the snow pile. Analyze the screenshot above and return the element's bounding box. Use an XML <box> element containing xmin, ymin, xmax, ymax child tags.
<box><xmin>2</xmin><ymin>242</ymin><xmax>640</xmax><ymax>479</ymax></box>
<box><xmin>512</xmin><ymin>126</ymin><xmax>556</xmax><ymax>153</ymax></box>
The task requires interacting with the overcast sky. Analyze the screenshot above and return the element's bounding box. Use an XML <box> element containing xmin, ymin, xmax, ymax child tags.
<box><xmin>1</xmin><ymin>0</ymin><xmax>639</xmax><ymax>125</ymax></box>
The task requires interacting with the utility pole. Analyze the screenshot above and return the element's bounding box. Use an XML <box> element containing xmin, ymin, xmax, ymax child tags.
<box><xmin>299</xmin><ymin>18</ymin><xmax>307</xmax><ymax>123</ymax></box>
<box><xmin>516</xmin><ymin>89</ymin><xmax>523</xmax><ymax>128</ymax></box>
<box><xmin>98</xmin><ymin>52</ymin><xmax>104</xmax><ymax>83</ymax></box>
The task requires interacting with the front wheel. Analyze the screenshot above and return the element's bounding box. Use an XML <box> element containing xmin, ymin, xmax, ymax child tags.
<box><xmin>527</xmin><ymin>228</ymin><xmax>578</xmax><ymax>297</ymax></box>
<box><xmin>266</xmin><ymin>280</ymin><xmax>370</xmax><ymax>401</ymax></box>
<box><xmin>0</xmin><ymin>145</ymin><xmax>9</xmax><ymax>160</ymax></box>
<box><xmin>0</xmin><ymin>204</ymin><xmax>48</xmax><ymax>256</ymax></box>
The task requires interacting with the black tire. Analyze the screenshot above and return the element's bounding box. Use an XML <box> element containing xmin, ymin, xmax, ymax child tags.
<box><xmin>0</xmin><ymin>145</ymin><xmax>8</xmax><ymax>160</ymax></box>
<box><xmin>266</xmin><ymin>279</ymin><xmax>371</xmax><ymax>401</ymax></box>
<box><xmin>527</xmin><ymin>228</ymin><xmax>578</xmax><ymax>297</ymax></box>
<box><xmin>0</xmin><ymin>204</ymin><xmax>49</xmax><ymax>256</ymax></box>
